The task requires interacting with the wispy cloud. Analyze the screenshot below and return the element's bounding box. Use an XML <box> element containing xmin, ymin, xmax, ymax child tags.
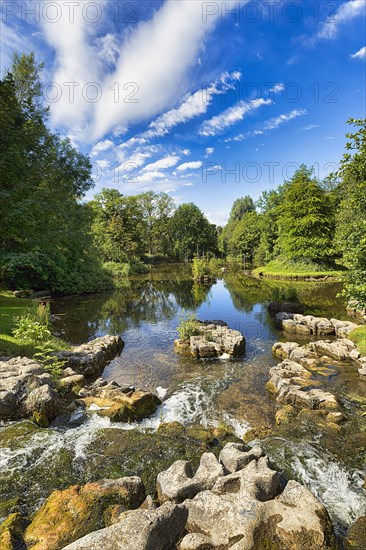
<box><xmin>91</xmin><ymin>140</ymin><xmax>115</xmax><ymax>157</ymax></box>
<box><xmin>305</xmin><ymin>0</ymin><xmax>366</xmax><ymax>46</ymax></box>
<box><xmin>177</xmin><ymin>161</ymin><xmax>203</xmax><ymax>171</ymax></box>
<box><xmin>144</xmin><ymin>71</ymin><xmax>242</xmax><ymax>138</ymax></box>
<box><xmin>199</xmin><ymin>98</ymin><xmax>272</xmax><ymax>137</ymax></box>
<box><xmin>351</xmin><ymin>46</ymin><xmax>366</xmax><ymax>59</ymax></box>
<box><xmin>204</xmin><ymin>147</ymin><xmax>215</xmax><ymax>157</ymax></box>
<box><xmin>302</xmin><ymin>124</ymin><xmax>320</xmax><ymax>131</ymax></box>
<box><xmin>142</xmin><ymin>155</ymin><xmax>180</xmax><ymax>171</ymax></box>
<box><xmin>264</xmin><ymin>109</ymin><xmax>307</xmax><ymax>130</ymax></box>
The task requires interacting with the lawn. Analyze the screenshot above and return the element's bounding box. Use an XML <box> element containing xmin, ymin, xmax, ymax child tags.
<box><xmin>0</xmin><ymin>290</ymin><xmax>35</xmax><ymax>356</ymax></box>
<box><xmin>252</xmin><ymin>259</ymin><xmax>346</xmax><ymax>280</ymax></box>
<box><xmin>349</xmin><ymin>325</ymin><xmax>366</xmax><ymax>356</ymax></box>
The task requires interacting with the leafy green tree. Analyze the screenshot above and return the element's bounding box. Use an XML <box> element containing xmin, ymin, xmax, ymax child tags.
<box><xmin>168</xmin><ymin>203</ymin><xmax>218</xmax><ymax>260</ymax></box>
<box><xmin>0</xmin><ymin>53</ymin><xmax>109</xmax><ymax>294</ymax></box>
<box><xmin>228</xmin><ymin>211</ymin><xmax>261</xmax><ymax>260</ymax></box>
<box><xmin>228</xmin><ymin>196</ymin><xmax>255</xmax><ymax>222</ymax></box>
<box><xmin>139</xmin><ymin>191</ymin><xmax>175</xmax><ymax>255</ymax></box>
<box><xmin>276</xmin><ymin>165</ymin><xmax>335</xmax><ymax>262</ymax></box>
<box><xmin>335</xmin><ymin>118</ymin><xmax>366</xmax><ymax>307</ymax></box>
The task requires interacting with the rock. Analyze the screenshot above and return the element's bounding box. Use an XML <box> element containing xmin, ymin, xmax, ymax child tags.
<box><xmin>184</xmin><ymin>453</ymin><xmax>334</xmax><ymax>549</ymax></box>
<box><xmin>276</xmin><ymin>312</ymin><xmax>359</xmax><ymax>339</ymax></box>
<box><xmin>275</xmin><ymin>404</ymin><xmax>295</xmax><ymax>426</ymax></box>
<box><xmin>62</xmin><ymin>502</ymin><xmax>188</xmax><ymax>550</ymax></box>
<box><xmin>157</xmin><ymin>452</ymin><xmax>224</xmax><ymax>504</ymax></box>
<box><xmin>176</xmin><ymin>322</ymin><xmax>245</xmax><ymax>359</ymax></box>
<box><xmin>268</xmin><ymin>359</ymin><xmax>338</xmax><ymax>412</ymax></box>
<box><xmin>81</xmin><ymin>389</ymin><xmax>161</xmax><ymax>422</ymax></box>
<box><xmin>24</xmin><ymin>477</ymin><xmax>145</xmax><ymax>550</ymax></box>
<box><xmin>0</xmin><ymin>357</ymin><xmax>60</xmax><ymax>421</ymax></box>
<box><xmin>0</xmin><ymin>512</ymin><xmax>24</xmax><ymax>550</ymax></box>
<box><xmin>268</xmin><ymin>301</ymin><xmax>305</xmax><ymax>314</ymax></box>
<box><xmin>331</xmin><ymin>318</ymin><xmax>359</xmax><ymax>338</ymax></box>
<box><xmin>54</xmin><ymin>335</ymin><xmax>124</xmax><ymax>379</ymax></box>
<box><xmin>59</xmin><ymin>374</ymin><xmax>86</xmax><ymax>391</ymax></box>
<box><xmin>282</xmin><ymin>318</ymin><xmax>312</xmax><ymax>335</ymax></box>
<box><xmin>219</xmin><ymin>442</ymin><xmax>264</xmax><ymax>473</ymax></box>
<box><xmin>272</xmin><ymin>341</ymin><xmax>299</xmax><ymax>359</ymax></box>
<box><xmin>344</xmin><ymin>515</ymin><xmax>366</xmax><ymax>550</ymax></box>
<box><xmin>313</xmin><ymin>340</ymin><xmax>354</xmax><ymax>361</ymax></box>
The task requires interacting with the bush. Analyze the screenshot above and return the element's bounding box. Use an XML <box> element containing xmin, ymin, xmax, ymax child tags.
<box><xmin>192</xmin><ymin>257</ymin><xmax>212</xmax><ymax>281</ymax></box>
<box><xmin>103</xmin><ymin>262</ymin><xmax>130</xmax><ymax>278</ymax></box>
<box><xmin>177</xmin><ymin>313</ymin><xmax>202</xmax><ymax>341</ymax></box>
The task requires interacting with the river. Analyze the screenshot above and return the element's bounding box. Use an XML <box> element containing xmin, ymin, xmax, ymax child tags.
<box><xmin>1</xmin><ymin>265</ymin><xmax>365</xmax><ymax>539</ymax></box>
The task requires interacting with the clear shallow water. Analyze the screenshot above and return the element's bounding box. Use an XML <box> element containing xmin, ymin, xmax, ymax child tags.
<box><xmin>2</xmin><ymin>266</ymin><xmax>365</xmax><ymax>533</ymax></box>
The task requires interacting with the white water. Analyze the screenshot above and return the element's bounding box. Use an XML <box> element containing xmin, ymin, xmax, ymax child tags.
<box><xmin>1</xmin><ymin>385</ymin><xmax>364</xmax><ymax>530</ymax></box>
<box><xmin>261</xmin><ymin>437</ymin><xmax>366</xmax><ymax>529</ymax></box>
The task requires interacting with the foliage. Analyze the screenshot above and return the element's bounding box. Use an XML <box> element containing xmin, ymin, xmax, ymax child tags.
<box><xmin>0</xmin><ymin>53</ymin><xmax>110</xmax><ymax>295</ymax></box>
<box><xmin>103</xmin><ymin>262</ymin><xmax>131</xmax><ymax>279</ymax></box>
<box><xmin>228</xmin><ymin>196</ymin><xmax>255</xmax><ymax>222</ymax></box>
<box><xmin>33</xmin><ymin>345</ymin><xmax>66</xmax><ymax>378</ymax></box>
<box><xmin>335</xmin><ymin>118</ymin><xmax>366</xmax><ymax>307</ymax></box>
<box><xmin>348</xmin><ymin>325</ymin><xmax>366</xmax><ymax>356</ymax></box>
<box><xmin>168</xmin><ymin>203</ymin><xmax>218</xmax><ymax>260</ymax></box>
<box><xmin>252</xmin><ymin>258</ymin><xmax>345</xmax><ymax>278</ymax></box>
<box><xmin>177</xmin><ymin>313</ymin><xmax>202</xmax><ymax>341</ymax></box>
<box><xmin>276</xmin><ymin>165</ymin><xmax>335</xmax><ymax>262</ymax></box>
<box><xmin>192</xmin><ymin>257</ymin><xmax>212</xmax><ymax>281</ymax></box>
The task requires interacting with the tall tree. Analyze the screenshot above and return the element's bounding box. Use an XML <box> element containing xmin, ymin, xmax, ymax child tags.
<box><xmin>277</xmin><ymin>165</ymin><xmax>335</xmax><ymax>262</ymax></box>
<box><xmin>336</xmin><ymin>118</ymin><xmax>366</xmax><ymax>307</ymax></box>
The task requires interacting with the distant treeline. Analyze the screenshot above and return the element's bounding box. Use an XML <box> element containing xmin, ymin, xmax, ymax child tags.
<box><xmin>1</xmin><ymin>54</ymin><xmax>365</xmax><ymax>309</ymax></box>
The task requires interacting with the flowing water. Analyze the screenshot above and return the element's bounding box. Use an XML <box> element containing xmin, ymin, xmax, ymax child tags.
<box><xmin>1</xmin><ymin>266</ymin><xmax>365</xmax><ymax>537</ymax></box>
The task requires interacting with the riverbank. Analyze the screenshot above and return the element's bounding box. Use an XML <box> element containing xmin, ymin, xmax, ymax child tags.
<box><xmin>252</xmin><ymin>259</ymin><xmax>346</xmax><ymax>281</ymax></box>
<box><xmin>0</xmin><ymin>290</ymin><xmax>34</xmax><ymax>356</ymax></box>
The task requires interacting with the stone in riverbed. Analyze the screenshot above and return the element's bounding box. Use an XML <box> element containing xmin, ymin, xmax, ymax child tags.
<box><xmin>54</xmin><ymin>335</ymin><xmax>124</xmax><ymax>378</ymax></box>
<box><xmin>81</xmin><ymin>388</ymin><xmax>161</xmax><ymax>422</ymax></box>
<box><xmin>156</xmin><ymin>452</ymin><xmax>224</xmax><ymax>504</ymax></box>
<box><xmin>218</xmin><ymin>442</ymin><xmax>264</xmax><ymax>473</ymax></box>
<box><xmin>62</xmin><ymin>502</ymin><xmax>188</xmax><ymax>550</ymax></box>
<box><xmin>24</xmin><ymin>477</ymin><xmax>145</xmax><ymax>550</ymax></box>
<box><xmin>176</xmin><ymin>321</ymin><xmax>245</xmax><ymax>359</ymax></box>
<box><xmin>344</xmin><ymin>515</ymin><xmax>366</xmax><ymax>550</ymax></box>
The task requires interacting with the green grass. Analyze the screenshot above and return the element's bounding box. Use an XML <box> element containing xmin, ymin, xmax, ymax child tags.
<box><xmin>0</xmin><ymin>290</ymin><xmax>68</xmax><ymax>357</ymax></box>
<box><xmin>252</xmin><ymin>259</ymin><xmax>346</xmax><ymax>280</ymax></box>
<box><xmin>349</xmin><ymin>325</ymin><xmax>366</xmax><ymax>356</ymax></box>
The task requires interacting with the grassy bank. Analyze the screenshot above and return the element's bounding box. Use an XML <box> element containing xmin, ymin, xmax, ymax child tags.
<box><xmin>349</xmin><ymin>325</ymin><xmax>366</xmax><ymax>356</ymax></box>
<box><xmin>0</xmin><ymin>290</ymin><xmax>67</xmax><ymax>357</ymax></box>
<box><xmin>252</xmin><ymin>259</ymin><xmax>346</xmax><ymax>280</ymax></box>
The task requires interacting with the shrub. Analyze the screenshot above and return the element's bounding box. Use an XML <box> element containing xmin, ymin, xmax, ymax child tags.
<box><xmin>177</xmin><ymin>313</ymin><xmax>202</xmax><ymax>341</ymax></box>
<box><xmin>192</xmin><ymin>257</ymin><xmax>212</xmax><ymax>281</ymax></box>
<box><xmin>103</xmin><ymin>262</ymin><xmax>130</xmax><ymax>278</ymax></box>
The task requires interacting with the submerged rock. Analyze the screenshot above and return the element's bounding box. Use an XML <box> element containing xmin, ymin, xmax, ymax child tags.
<box><xmin>24</xmin><ymin>477</ymin><xmax>145</xmax><ymax>550</ymax></box>
<box><xmin>175</xmin><ymin>321</ymin><xmax>245</xmax><ymax>359</ymax></box>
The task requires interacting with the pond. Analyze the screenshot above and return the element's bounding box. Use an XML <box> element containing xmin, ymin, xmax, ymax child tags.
<box><xmin>1</xmin><ymin>266</ymin><xmax>365</xmax><ymax>537</ymax></box>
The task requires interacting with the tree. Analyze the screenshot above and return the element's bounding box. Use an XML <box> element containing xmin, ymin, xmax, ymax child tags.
<box><xmin>168</xmin><ymin>203</ymin><xmax>218</xmax><ymax>260</ymax></box>
<box><xmin>139</xmin><ymin>191</ymin><xmax>175</xmax><ymax>255</ymax></box>
<box><xmin>276</xmin><ymin>165</ymin><xmax>335</xmax><ymax>262</ymax></box>
<box><xmin>0</xmin><ymin>53</ymin><xmax>109</xmax><ymax>294</ymax></box>
<box><xmin>228</xmin><ymin>196</ymin><xmax>255</xmax><ymax>223</ymax></box>
<box><xmin>335</xmin><ymin>118</ymin><xmax>366</xmax><ymax>307</ymax></box>
<box><xmin>228</xmin><ymin>211</ymin><xmax>261</xmax><ymax>261</ymax></box>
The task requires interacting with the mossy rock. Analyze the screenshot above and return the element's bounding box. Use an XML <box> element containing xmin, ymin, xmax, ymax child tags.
<box><xmin>0</xmin><ymin>513</ymin><xmax>25</xmax><ymax>550</ymax></box>
<box><xmin>0</xmin><ymin>498</ymin><xmax>21</xmax><ymax>521</ymax></box>
<box><xmin>157</xmin><ymin>422</ymin><xmax>185</xmax><ymax>437</ymax></box>
<box><xmin>265</xmin><ymin>381</ymin><xmax>277</xmax><ymax>394</ymax></box>
<box><xmin>82</xmin><ymin>391</ymin><xmax>160</xmax><ymax>422</ymax></box>
<box><xmin>243</xmin><ymin>426</ymin><xmax>272</xmax><ymax>443</ymax></box>
<box><xmin>24</xmin><ymin>478</ymin><xmax>145</xmax><ymax>550</ymax></box>
<box><xmin>0</xmin><ymin>421</ymin><xmax>41</xmax><ymax>449</ymax></box>
<box><xmin>344</xmin><ymin>516</ymin><xmax>366</xmax><ymax>549</ymax></box>
<box><xmin>275</xmin><ymin>405</ymin><xmax>295</xmax><ymax>427</ymax></box>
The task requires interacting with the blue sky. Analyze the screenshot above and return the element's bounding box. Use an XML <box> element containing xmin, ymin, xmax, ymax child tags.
<box><xmin>1</xmin><ymin>0</ymin><xmax>365</xmax><ymax>225</ymax></box>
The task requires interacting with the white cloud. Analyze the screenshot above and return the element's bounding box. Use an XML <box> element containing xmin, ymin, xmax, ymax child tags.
<box><xmin>144</xmin><ymin>71</ymin><xmax>242</xmax><ymax>138</ymax></box>
<box><xmin>91</xmin><ymin>140</ymin><xmax>114</xmax><ymax>157</ymax></box>
<box><xmin>199</xmin><ymin>98</ymin><xmax>272</xmax><ymax>137</ymax></box>
<box><xmin>92</xmin><ymin>1</ymin><xmax>222</xmax><ymax>139</ymax></box>
<box><xmin>264</xmin><ymin>109</ymin><xmax>307</xmax><ymax>130</ymax></box>
<box><xmin>269</xmin><ymin>83</ymin><xmax>285</xmax><ymax>94</ymax></box>
<box><xmin>302</xmin><ymin>124</ymin><xmax>320</xmax><ymax>131</ymax></box>
<box><xmin>313</xmin><ymin>0</ymin><xmax>365</xmax><ymax>43</ymax></box>
<box><xmin>351</xmin><ymin>46</ymin><xmax>366</xmax><ymax>59</ymax></box>
<box><xmin>177</xmin><ymin>161</ymin><xmax>203</xmax><ymax>171</ymax></box>
<box><xmin>182</xmin><ymin>148</ymin><xmax>191</xmax><ymax>156</ymax></box>
<box><xmin>204</xmin><ymin>147</ymin><xmax>215</xmax><ymax>157</ymax></box>
<box><xmin>142</xmin><ymin>155</ymin><xmax>180</xmax><ymax>171</ymax></box>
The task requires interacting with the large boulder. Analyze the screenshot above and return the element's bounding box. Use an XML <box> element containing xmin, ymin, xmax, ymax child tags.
<box><xmin>24</xmin><ymin>477</ymin><xmax>145</xmax><ymax>550</ymax></box>
<box><xmin>183</xmin><ymin>447</ymin><xmax>335</xmax><ymax>549</ymax></box>
<box><xmin>156</xmin><ymin>452</ymin><xmax>224</xmax><ymax>503</ymax></box>
<box><xmin>276</xmin><ymin>312</ymin><xmax>359</xmax><ymax>339</ymax></box>
<box><xmin>62</xmin><ymin>502</ymin><xmax>188</xmax><ymax>550</ymax></box>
